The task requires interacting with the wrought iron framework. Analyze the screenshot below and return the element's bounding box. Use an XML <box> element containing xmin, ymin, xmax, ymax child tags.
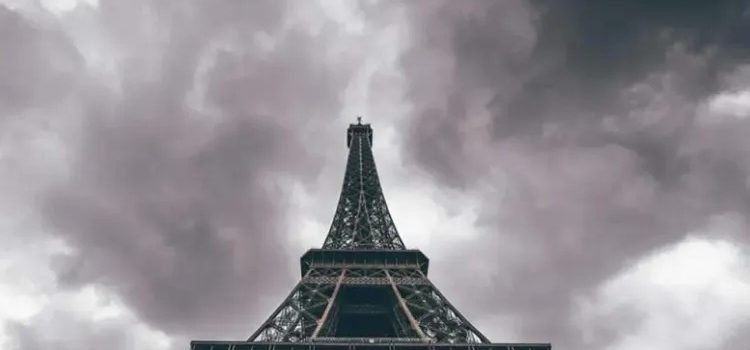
<box><xmin>249</xmin><ymin>265</ymin><xmax>488</xmax><ymax>343</ymax></box>
<box><xmin>190</xmin><ymin>120</ymin><xmax>551</xmax><ymax>350</ymax></box>
<box><xmin>323</xmin><ymin>122</ymin><xmax>405</xmax><ymax>250</ymax></box>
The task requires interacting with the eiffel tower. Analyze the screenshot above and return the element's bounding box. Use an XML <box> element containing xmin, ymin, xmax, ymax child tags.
<box><xmin>191</xmin><ymin>119</ymin><xmax>551</xmax><ymax>350</ymax></box>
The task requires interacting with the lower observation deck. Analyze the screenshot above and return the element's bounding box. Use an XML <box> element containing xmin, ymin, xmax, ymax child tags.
<box><xmin>300</xmin><ymin>249</ymin><xmax>430</xmax><ymax>276</ymax></box>
<box><xmin>190</xmin><ymin>341</ymin><xmax>551</xmax><ymax>350</ymax></box>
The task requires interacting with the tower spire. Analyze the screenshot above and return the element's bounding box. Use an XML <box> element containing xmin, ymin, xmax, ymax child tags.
<box><xmin>322</xmin><ymin>119</ymin><xmax>405</xmax><ymax>250</ymax></box>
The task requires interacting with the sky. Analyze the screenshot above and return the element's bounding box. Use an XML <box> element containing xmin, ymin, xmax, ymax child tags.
<box><xmin>0</xmin><ymin>1</ymin><xmax>749</xmax><ymax>349</ymax></box>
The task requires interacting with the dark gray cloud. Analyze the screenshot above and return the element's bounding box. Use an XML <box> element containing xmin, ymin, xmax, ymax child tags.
<box><xmin>394</xmin><ymin>0</ymin><xmax>750</xmax><ymax>348</ymax></box>
<box><xmin>400</xmin><ymin>0</ymin><xmax>750</xmax><ymax>182</ymax></box>
<box><xmin>1</xmin><ymin>0</ymin><xmax>357</xmax><ymax>345</ymax></box>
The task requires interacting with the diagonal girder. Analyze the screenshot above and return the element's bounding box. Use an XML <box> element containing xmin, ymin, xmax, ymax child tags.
<box><xmin>397</xmin><ymin>283</ymin><xmax>488</xmax><ymax>343</ymax></box>
<box><xmin>249</xmin><ymin>276</ymin><xmax>340</xmax><ymax>342</ymax></box>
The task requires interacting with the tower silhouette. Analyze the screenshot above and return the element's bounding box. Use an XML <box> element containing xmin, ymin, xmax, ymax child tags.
<box><xmin>191</xmin><ymin>121</ymin><xmax>550</xmax><ymax>350</ymax></box>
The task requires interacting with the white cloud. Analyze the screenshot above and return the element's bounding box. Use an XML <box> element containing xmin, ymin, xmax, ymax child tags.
<box><xmin>0</xmin><ymin>230</ymin><xmax>173</xmax><ymax>350</ymax></box>
<box><xmin>705</xmin><ymin>90</ymin><xmax>750</xmax><ymax>121</ymax></box>
<box><xmin>40</xmin><ymin>0</ymin><xmax>98</xmax><ymax>15</ymax></box>
<box><xmin>575</xmin><ymin>216</ymin><xmax>750</xmax><ymax>350</ymax></box>
<box><xmin>5</xmin><ymin>285</ymin><xmax>173</xmax><ymax>350</ymax></box>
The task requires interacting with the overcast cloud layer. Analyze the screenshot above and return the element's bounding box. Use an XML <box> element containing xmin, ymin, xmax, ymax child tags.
<box><xmin>395</xmin><ymin>1</ymin><xmax>750</xmax><ymax>348</ymax></box>
<box><xmin>1</xmin><ymin>1</ymin><xmax>749</xmax><ymax>350</ymax></box>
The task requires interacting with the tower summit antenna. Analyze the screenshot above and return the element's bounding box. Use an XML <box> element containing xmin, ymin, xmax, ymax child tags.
<box><xmin>356</xmin><ymin>115</ymin><xmax>362</xmax><ymax>124</ymax></box>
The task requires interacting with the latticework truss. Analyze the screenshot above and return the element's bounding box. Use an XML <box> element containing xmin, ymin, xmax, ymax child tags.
<box><xmin>249</xmin><ymin>267</ymin><xmax>488</xmax><ymax>344</ymax></box>
<box><xmin>191</xmin><ymin>121</ymin><xmax>552</xmax><ymax>350</ymax></box>
<box><xmin>322</xmin><ymin>123</ymin><xmax>405</xmax><ymax>250</ymax></box>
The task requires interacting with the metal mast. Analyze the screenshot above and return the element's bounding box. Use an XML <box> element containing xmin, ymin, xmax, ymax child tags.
<box><xmin>190</xmin><ymin>119</ymin><xmax>551</xmax><ymax>350</ymax></box>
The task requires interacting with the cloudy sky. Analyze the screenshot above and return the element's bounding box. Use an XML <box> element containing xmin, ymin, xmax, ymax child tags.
<box><xmin>1</xmin><ymin>0</ymin><xmax>749</xmax><ymax>349</ymax></box>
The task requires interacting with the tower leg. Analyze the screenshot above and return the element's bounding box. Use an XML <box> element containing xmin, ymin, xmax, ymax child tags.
<box><xmin>311</xmin><ymin>269</ymin><xmax>346</xmax><ymax>338</ymax></box>
<box><xmin>249</xmin><ymin>268</ymin><xmax>341</xmax><ymax>342</ymax></box>
<box><xmin>385</xmin><ymin>269</ymin><xmax>429</xmax><ymax>342</ymax></box>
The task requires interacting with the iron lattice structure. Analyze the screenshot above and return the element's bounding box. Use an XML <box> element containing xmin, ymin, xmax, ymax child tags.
<box><xmin>191</xmin><ymin>121</ymin><xmax>550</xmax><ymax>350</ymax></box>
<box><xmin>323</xmin><ymin>123</ymin><xmax>404</xmax><ymax>250</ymax></box>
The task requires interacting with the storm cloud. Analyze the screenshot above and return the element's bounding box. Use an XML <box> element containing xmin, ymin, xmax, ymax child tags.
<box><xmin>1</xmin><ymin>1</ymin><xmax>749</xmax><ymax>350</ymax></box>
<box><xmin>1</xmin><ymin>0</ymin><xmax>358</xmax><ymax>345</ymax></box>
<box><xmin>396</xmin><ymin>0</ymin><xmax>750</xmax><ymax>348</ymax></box>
